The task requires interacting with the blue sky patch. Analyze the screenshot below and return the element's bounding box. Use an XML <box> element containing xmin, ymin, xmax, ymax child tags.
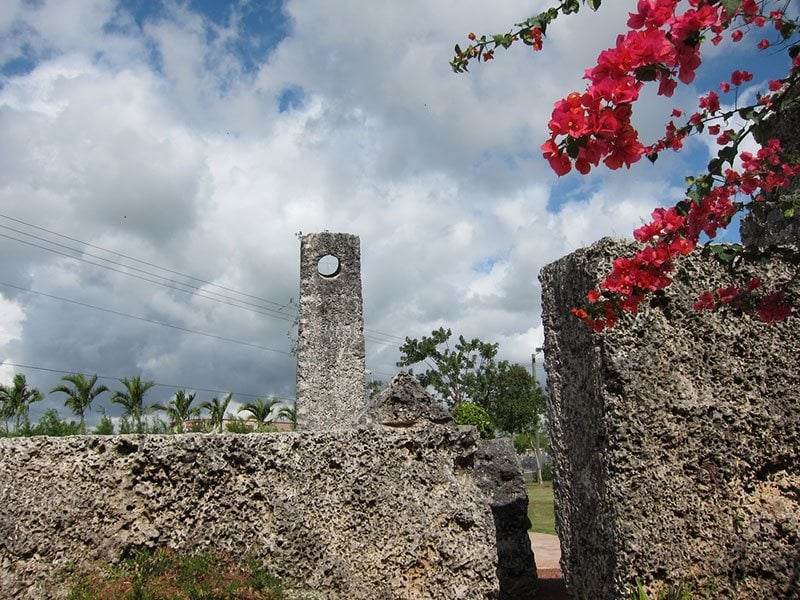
<box><xmin>190</xmin><ymin>0</ymin><xmax>290</xmax><ymax>73</ymax></box>
<box><xmin>115</xmin><ymin>0</ymin><xmax>290</xmax><ymax>74</ymax></box>
<box><xmin>0</xmin><ymin>52</ymin><xmax>38</xmax><ymax>78</ymax></box>
<box><xmin>472</xmin><ymin>252</ymin><xmax>508</xmax><ymax>275</ymax></box>
<box><xmin>278</xmin><ymin>85</ymin><xmax>305</xmax><ymax>112</ymax></box>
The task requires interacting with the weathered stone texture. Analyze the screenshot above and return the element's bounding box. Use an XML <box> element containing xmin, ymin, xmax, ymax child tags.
<box><xmin>0</xmin><ymin>429</ymin><xmax>500</xmax><ymax>599</ymax></box>
<box><xmin>740</xmin><ymin>198</ymin><xmax>800</xmax><ymax>248</ymax></box>
<box><xmin>740</xmin><ymin>90</ymin><xmax>800</xmax><ymax>247</ymax></box>
<box><xmin>360</xmin><ymin>373</ymin><xmax>538</xmax><ymax>599</ymax></box>
<box><xmin>540</xmin><ymin>237</ymin><xmax>800</xmax><ymax>599</ymax></box>
<box><xmin>473</xmin><ymin>439</ymin><xmax>538</xmax><ymax>600</ymax></box>
<box><xmin>358</xmin><ymin>372</ymin><xmax>454</xmax><ymax>428</ymax></box>
<box><xmin>296</xmin><ymin>232</ymin><xmax>366</xmax><ymax>430</ymax></box>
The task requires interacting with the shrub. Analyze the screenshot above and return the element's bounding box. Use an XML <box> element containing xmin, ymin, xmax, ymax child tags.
<box><xmin>226</xmin><ymin>418</ymin><xmax>253</xmax><ymax>433</ymax></box>
<box><xmin>32</xmin><ymin>409</ymin><xmax>81</xmax><ymax>436</ymax></box>
<box><xmin>93</xmin><ymin>414</ymin><xmax>114</xmax><ymax>435</ymax></box>
<box><xmin>453</xmin><ymin>402</ymin><xmax>495</xmax><ymax>439</ymax></box>
<box><xmin>67</xmin><ymin>548</ymin><xmax>285</xmax><ymax>599</ymax></box>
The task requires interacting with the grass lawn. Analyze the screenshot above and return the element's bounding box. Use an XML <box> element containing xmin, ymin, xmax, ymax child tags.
<box><xmin>526</xmin><ymin>481</ymin><xmax>556</xmax><ymax>536</ymax></box>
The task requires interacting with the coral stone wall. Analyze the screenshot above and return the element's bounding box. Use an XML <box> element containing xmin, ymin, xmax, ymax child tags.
<box><xmin>540</xmin><ymin>237</ymin><xmax>800</xmax><ymax>599</ymax></box>
<box><xmin>0</xmin><ymin>428</ymin><xmax>500</xmax><ymax>599</ymax></box>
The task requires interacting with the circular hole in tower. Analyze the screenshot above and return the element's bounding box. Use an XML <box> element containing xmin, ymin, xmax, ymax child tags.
<box><xmin>317</xmin><ymin>254</ymin><xmax>341</xmax><ymax>278</ymax></box>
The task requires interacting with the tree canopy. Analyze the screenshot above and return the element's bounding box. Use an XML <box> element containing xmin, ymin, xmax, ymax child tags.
<box><xmin>0</xmin><ymin>373</ymin><xmax>44</xmax><ymax>434</ymax></box>
<box><xmin>397</xmin><ymin>327</ymin><xmax>498</xmax><ymax>409</ymax></box>
<box><xmin>397</xmin><ymin>328</ymin><xmax>546</xmax><ymax>436</ymax></box>
<box><xmin>111</xmin><ymin>376</ymin><xmax>156</xmax><ymax>434</ymax></box>
<box><xmin>50</xmin><ymin>373</ymin><xmax>109</xmax><ymax>433</ymax></box>
<box><xmin>486</xmin><ymin>360</ymin><xmax>547</xmax><ymax>436</ymax></box>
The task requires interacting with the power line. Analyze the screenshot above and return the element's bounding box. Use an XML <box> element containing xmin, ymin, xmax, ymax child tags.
<box><xmin>0</xmin><ymin>280</ymin><xmax>293</xmax><ymax>356</ymax></box>
<box><xmin>363</xmin><ymin>329</ymin><xmax>406</xmax><ymax>343</ymax></box>
<box><xmin>364</xmin><ymin>333</ymin><xmax>399</xmax><ymax>344</ymax></box>
<box><xmin>0</xmin><ymin>229</ymin><xmax>400</xmax><ymax>347</ymax></box>
<box><xmin>366</xmin><ymin>367</ymin><xmax>398</xmax><ymax>379</ymax></box>
<box><xmin>0</xmin><ymin>213</ymin><xmax>408</xmax><ymax>344</ymax></box>
<box><xmin>0</xmin><ymin>361</ymin><xmax>294</xmax><ymax>401</ymax></box>
<box><xmin>0</xmin><ymin>229</ymin><xmax>297</xmax><ymax>323</ymax></box>
<box><xmin>0</xmin><ymin>212</ymin><xmax>288</xmax><ymax>308</ymax></box>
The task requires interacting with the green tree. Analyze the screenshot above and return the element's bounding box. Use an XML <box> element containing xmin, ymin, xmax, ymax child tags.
<box><xmin>153</xmin><ymin>390</ymin><xmax>200</xmax><ymax>433</ymax></box>
<box><xmin>201</xmin><ymin>393</ymin><xmax>232</xmax><ymax>433</ymax></box>
<box><xmin>238</xmin><ymin>397</ymin><xmax>280</xmax><ymax>431</ymax></box>
<box><xmin>397</xmin><ymin>327</ymin><xmax>498</xmax><ymax>409</ymax></box>
<box><xmin>32</xmin><ymin>408</ymin><xmax>81</xmax><ymax>436</ymax></box>
<box><xmin>0</xmin><ymin>373</ymin><xmax>44</xmax><ymax>434</ymax></box>
<box><xmin>225</xmin><ymin>417</ymin><xmax>253</xmax><ymax>434</ymax></box>
<box><xmin>277</xmin><ymin>403</ymin><xmax>297</xmax><ymax>430</ymax></box>
<box><xmin>486</xmin><ymin>361</ymin><xmax>547</xmax><ymax>435</ymax></box>
<box><xmin>50</xmin><ymin>373</ymin><xmax>109</xmax><ymax>433</ymax></box>
<box><xmin>398</xmin><ymin>328</ymin><xmax>549</xmax><ymax>465</ymax></box>
<box><xmin>111</xmin><ymin>376</ymin><xmax>156</xmax><ymax>434</ymax></box>
<box><xmin>453</xmin><ymin>402</ymin><xmax>495</xmax><ymax>439</ymax></box>
<box><xmin>485</xmin><ymin>361</ymin><xmax>549</xmax><ymax>481</ymax></box>
<box><xmin>94</xmin><ymin>407</ymin><xmax>115</xmax><ymax>435</ymax></box>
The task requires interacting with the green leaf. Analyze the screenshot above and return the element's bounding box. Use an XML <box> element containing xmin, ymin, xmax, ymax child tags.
<box><xmin>718</xmin><ymin>146</ymin><xmax>737</xmax><ymax>165</ymax></box>
<box><xmin>562</xmin><ymin>0</ymin><xmax>580</xmax><ymax>15</ymax></box>
<box><xmin>707</xmin><ymin>157</ymin><xmax>723</xmax><ymax>176</ymax></box>
<box><xmin>720</xmin><ymin>0</ymin><xmax>742</xmax><ymax>16</ymax></box>
<box><xmin>539</xmin><ymin>19</ymin><xmax>549</xmax><ymax>35</ymax></box>
<box><xmin>634</xmin><ymin>65</ymin><xmax>659</xmax><ymax>82</ymax></box>
<box><xmin>586</xmin><ymin>0</ymin><xmax>602</xmax><ymax>10</ymax></box>
<box><xmin>565</xmin><ymin>136</ymin><xmax>584</xmax><ymax>159</ymax></box>
<box><xmin>707</xmin><ymin>244</ymin><xmax>742</xmax><ymax>264</ymax></box>
<box><xmin>751</xmin><ymin>119</ymin><xmax>774</xmax><ymax>143</ymax></box>
<box><xmin>779</xmin><ymin>21</ymin><xmax>797</xmax><ymax>40</ymax></box>
<box><xmin>779</xmin><ymin>196</ymin><xmax>800</xmax><ymax>219</ymax></box>
<box><xmin>738</xmin><ymin>107</ymin><xmax>757</xmax><ymax>121</ymax></box>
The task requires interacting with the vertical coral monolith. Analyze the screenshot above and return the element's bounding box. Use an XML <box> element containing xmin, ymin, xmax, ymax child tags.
<box><xmin>540</xmin><ymin>237</ymin><xmax>800</xmax><ymax>600</ymax></box>
<box><xmin>296</xmin><ymin>232</ymin><xmax>366</xmax><ymax>430</ymax></box>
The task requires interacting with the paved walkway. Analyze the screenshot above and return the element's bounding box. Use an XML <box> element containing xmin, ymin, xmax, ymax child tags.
<box><xmin>529</xmin><ymin>533</ymin><xmax>568</xmax><ymax>600</ymax></box>
<box><xmin>530</xmin><ymin>533</ymin><xmax>560</xmax><ymax>570</ymax></box>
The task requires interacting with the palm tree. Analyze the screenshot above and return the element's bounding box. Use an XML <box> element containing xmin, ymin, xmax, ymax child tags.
<box><xmin>201</xmin><ymin>392</ymin><xmax>232</xmax><ymax>433</ymax></box>
<box><xmin>50</xmin><ymin>373</ymin><xmax>109</xmax><ymax>433</ymax></box>
<box><xmin>153</xmin><ymin>389</ymin><xmax>200</xmax><ymax>433</ymax></box>
<box><xmin>111</xmin><ymin>376</ymin><xmax>156</xmax><ymax>434</ymax></box>
<box><xmin>0</xmin><ymin>373</ymin><xmax>43</xmax><ymax>434</ymax></box>
<box><xmin>277</xmin><ymin>403</ymin><xmax>297</xmax><ymax>430</ymax></box>
<box><xmin>238</xmin><ymin>396</ymin><xmax>280</xmax><ymax>431</ymax></box>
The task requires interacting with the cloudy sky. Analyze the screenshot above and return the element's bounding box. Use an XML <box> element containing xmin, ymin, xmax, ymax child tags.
<box><xmin>0</xmin><ymin>0</ymin><xmax>793</xmax><ymax>426</ymax></box>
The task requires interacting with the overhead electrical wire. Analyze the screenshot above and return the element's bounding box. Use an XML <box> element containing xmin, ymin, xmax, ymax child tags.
<box><xmin>1</xmin><ymin>227</ymin><xmax>399</xmax><ymax>345</ymax></box>
<box><xmin>0</xmin><ymin>212</ymin><xmax>286</xmax><ymax>307</ymax></box>
<box><xmin>0</xmin><ymin>228</ymin><xmax>297</xmax><ymax>323</ymax></box>
<box><xmin>0</xmin><ymin>280</ymin><xmax>293</xmax><ymax>356</ymax></box>
<box><xmin>0</xmin><ymin>213</ymin><xmax>407</xmax><ymax>347</ymax></box>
